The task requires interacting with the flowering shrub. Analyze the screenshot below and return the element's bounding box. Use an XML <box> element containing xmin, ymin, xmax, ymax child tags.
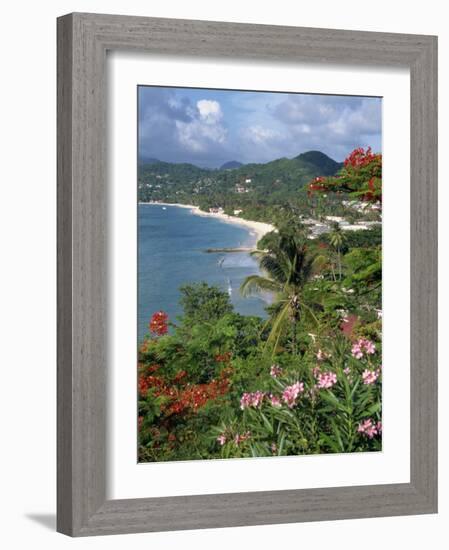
<box><xmin>351</xmin><ymin>337</ymin><xmax>376</xmax><ymax>359</ymax></box>
<box><xmin>307</xmin><ymin>147</ymin><xmax>382</xmax><ymax>203</ymax></box>
<box><xmin>362</xmin><ymin>368</ymin><xmax>381</xmax><ymax>385</ymax></box>
<box><xmin>139</xmin><ymin>365</ymin><xmax>231</xmax><ymax>416</ymax></box>
<box><xmin>240</xmin><ymin>391</ymin><xmax>265</xmax><ymax>410</ymax></box>
<box><xmin>358</xmin><ymin>418</ymin><xmax>382</xmax><ymax>439</ymax></box>
<box><xmin>138</xmin><ymin>310</ymin><xmax>240</xmax><ymax>461</ymax></box>
<box><xmin>282</xmin><ymin>382</ymin><xmax>304</xmax><ymax>408</ymax></box>
<box><xmin>214</xmin><ymin>336</ymin><xmax>382</xmax><ymax>457</ymax></box>
<box><xmin>316</xmin><ymin>371</ymin><xmax>337</xmax><ymax>389</ymax></box>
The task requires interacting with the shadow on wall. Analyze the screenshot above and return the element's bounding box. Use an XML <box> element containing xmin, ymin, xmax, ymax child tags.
<box><xmin>25</xmin><ymin>513</ymin><xmax>56</xmax><ymax>531</ymax></box>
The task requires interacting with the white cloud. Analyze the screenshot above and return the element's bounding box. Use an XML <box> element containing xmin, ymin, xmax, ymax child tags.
<box><xmin>176</xmin><ymin>120</ymin><xmax>227</xmax><ymax>152</ymax></box>
<box><xmin>244</xmin><ymin>125</ymin><xmax>281</xmax><ymax>145</ymax></box>
<box><xmin>196</xmin><ymin>99</ymin><xmax>223</xmax><ymax>124</ymax></box>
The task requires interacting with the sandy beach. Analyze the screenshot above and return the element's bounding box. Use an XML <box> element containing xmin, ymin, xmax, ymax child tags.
<box><xmin>140</xmin><ymin>202</ymin><xmax>275</xmax><ymax>243</ymax></box>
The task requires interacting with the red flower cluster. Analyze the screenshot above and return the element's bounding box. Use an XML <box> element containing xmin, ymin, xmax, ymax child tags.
<box><xmin>343</xmin><ymin>147</ymin><xmax>380</xmax><ymax>168</ymax></box>
<box><xmin>149</xmin><ymin>311</ymin><xmax>169</xmax><ymax>336</ymax></box>
<box><xmin>167</xmin><ymin>376</ymin><xmax>230</xmax><ymax>414</ymax></box>
<box><xmin>306</xmin><ymin>147</ymin><xmax>382</xmax><ymax>203</ymax></box>
<box><xmin>307</xmin><ymin>176</ymin><xmax>327</xmax><ymax>196</ymax></box>
<box><xmin>138</xmin><ymin>366</ymin><xmax>231</xmax><ymax>417</ymax></box>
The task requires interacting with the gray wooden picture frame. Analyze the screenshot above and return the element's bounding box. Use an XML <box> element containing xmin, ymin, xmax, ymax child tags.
<box><xmin>57</xmin><ymin>12</ymin><xmax>438</xmax><ymax>537</ymax></box>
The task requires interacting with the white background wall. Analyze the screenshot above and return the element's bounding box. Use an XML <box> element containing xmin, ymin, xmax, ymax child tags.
<box><xmin>0</xmin><ymin>1</ymin><xmax>445</xmax><ymax>548</ymax></box>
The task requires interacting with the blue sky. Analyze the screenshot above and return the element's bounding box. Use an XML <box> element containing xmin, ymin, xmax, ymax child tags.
<box><xmin>138</xmin><ymin>86</ymin><xmax>382</xmax><ymax>168</ymax></box>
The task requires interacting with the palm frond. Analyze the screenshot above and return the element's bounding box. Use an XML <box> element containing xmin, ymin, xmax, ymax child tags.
<box><xmin>259</xmin><ymin>254</ymin><xmax>287</xmax><ymax>284</ymax></box>
<box><xmin>240</xmin><ymin>275</ymin><xmax>282</xmax><ymax>297</ymax></box>
<box><xmin>265</xmin><ymin>301</ymin><xmax>291</xmax><ymax>353</ymax></box>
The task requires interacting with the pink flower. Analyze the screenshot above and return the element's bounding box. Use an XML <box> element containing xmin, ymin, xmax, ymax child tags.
<box><xmin>240</xmin><ymin>392</ymin><xmax>252</xmax><ymax>410</ymax></box>
<box><xmin>343</xmin><ymin>367</ymin><xmax>351</xmax><ymax>375</ymax></box>
<box><xmin>376</xmin><ymin>421</ymin><xmax>382</xmax><ymax>434</ymax></box>
<box><xmin>216</xmin><ymin>434</ymin><xmax>227</xmax><ymax>446</ymax></box>
<box><xmin>252</xmin><ymin>391</ymin><xmax>265</xmax><ymax>407</ymax></box>
<box><xmin>351</xmin><ymin>342</ymin><xmax>364</xmax><ymax>359</ymax></box>
<box><xmin>352</xmin><ymin>338</ymin><xmax>376</xmax><ymax>359</ymax></box>
<box><xmin>364</xmin><ymin>340</ymin><xmax>376</xmax><ymax>355</ymax></box>
<box><xmin>240</xmin><ymin>391</ymin><xmax>265</xmax><ymax>410</ymax></box>
<box><xmin>270</xmin><ymin>364</ymin><xmax>283</xmax><ymax>378</ymax></box>
<box><xmin>269</xmin><ymin>394</ymin><xmax>282</xmax><ymax>408</ymax></box>
<box><xmin>234</xmin><ymin>431</ymin><xmax>251</xmax><ymax>445</ymax></box>
<box><xmin>282</xmin><ymin>382</ymin><xmax>304</xmax><ymax>408</ymax></box>
<box><xmin>316</xmin><ymin>371</ymin><xmax>338</xmax><ymax>389</ymax></box>
<box><xmin>362</xmin><ymin>368</ymin><xmax>380</xmax><ymax>385</ymax></box>
<box><xmin>357</xmin><ymin>418</ymin><xmax>379</xmax><ymax>439</ymax></box>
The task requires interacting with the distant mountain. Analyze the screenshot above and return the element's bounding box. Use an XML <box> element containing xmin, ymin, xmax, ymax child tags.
<box><xmin>295</xmin><ymin>151</ymin><xmax>343</xmax><ymax>176</ymax></box>
<box><xmin>220</xmin><ymin>161</ymin><xmax>243</xmax><ymax>170</ymax></box>
<box><xmin>139</xmin><ymin>156</ymin><xmax>161</xmax><ymax>165</ymax></box>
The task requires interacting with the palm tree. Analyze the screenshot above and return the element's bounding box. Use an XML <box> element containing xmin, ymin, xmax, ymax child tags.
<box><xmin>240</xmin><ymin>233</ymin><xmax>318</xmax><ymax>355</ymax></box>
<box><xmin>328</xmin><ymin>222</ymin><xmax>347</xmax><ymax>280</ymax></box>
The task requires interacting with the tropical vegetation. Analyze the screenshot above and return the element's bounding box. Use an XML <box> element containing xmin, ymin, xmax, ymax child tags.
<box><xmin>138</xmin><ymin>147</ymin><xmax>382</xmax><ymax>462</ymax></box>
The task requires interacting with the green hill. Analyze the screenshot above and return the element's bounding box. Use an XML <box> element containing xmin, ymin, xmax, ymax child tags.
<box><xmin>220</xmin><ymin>160</ymin><xmax>244</xmax><ymax>170</ymax></box>
<box><xmin>138</xmin><ymin>151</ymin><xmax>344</xmax><ymax>222</ymax></box>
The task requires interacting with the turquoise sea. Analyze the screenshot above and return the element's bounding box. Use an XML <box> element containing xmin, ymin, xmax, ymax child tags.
<box><xmin>138</xmin><ymin>204</ymin><xmax>268</xmax><ymax>341</ymax></box>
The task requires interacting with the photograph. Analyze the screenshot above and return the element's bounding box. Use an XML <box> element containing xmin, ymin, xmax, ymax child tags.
<box><xmin>137</xmin><ymin>86</ymin><xmax>383</xmax><ymax>462</ymax></box>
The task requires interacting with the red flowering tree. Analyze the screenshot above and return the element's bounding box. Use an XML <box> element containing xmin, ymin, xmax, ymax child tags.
<box><xmin>307</xmin><ymin>147</ymin><xmax>382</xmax><ymax>203</ymax></box>
<box><xmin>149</xmin><ymin>310</ymin><xmax>169</xmax><ymax>336</ymax></box>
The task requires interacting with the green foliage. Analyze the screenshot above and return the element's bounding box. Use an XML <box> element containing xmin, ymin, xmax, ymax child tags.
<box><xmin>179</xmin><ymin>282</ymin><xmax>233</xmax><ymax>323</ymax></box>
<box><xmin>338</xmin><ymin>226</ymin><xmax>382</xmax><ymax>250</ymax></box>
<box><xmin>343</xmin><ymin>247</ymin><xmax>382</xmax><ymax>287</ymax></box>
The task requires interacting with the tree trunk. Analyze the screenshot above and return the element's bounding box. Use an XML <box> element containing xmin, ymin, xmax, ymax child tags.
<box><xmin>291</xmin><ymin>299</ymin><xmax>300</xmax><ymax>355</ymax></box>
<box><xmin>337</xmin><ymin>246</ymin><xmax>342</xmax><ymax>280</ymax></box>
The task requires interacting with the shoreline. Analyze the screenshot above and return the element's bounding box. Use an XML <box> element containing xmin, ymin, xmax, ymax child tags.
<box><xmin>139</xmin><ymin>201</ymin><xmax>275</xmax><ymax>244</ymax></box>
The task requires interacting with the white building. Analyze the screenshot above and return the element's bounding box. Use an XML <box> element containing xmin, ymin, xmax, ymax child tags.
<box><xmin>235</xmin><ymin>184</ymin><xmax>249</xmax><ymax>193</ymax></box>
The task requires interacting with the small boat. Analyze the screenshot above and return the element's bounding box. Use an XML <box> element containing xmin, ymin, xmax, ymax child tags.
<box><xmin>162</xmin><ymin>206</ymin><xmax>167</xmax><ymax>210</ymax></box>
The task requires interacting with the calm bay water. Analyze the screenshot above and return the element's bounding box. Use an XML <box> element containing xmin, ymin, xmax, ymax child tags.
<box><xmin>138</xmin><ymin>204</ymin><xmax>268</xmax><ymax>341</ymax></box>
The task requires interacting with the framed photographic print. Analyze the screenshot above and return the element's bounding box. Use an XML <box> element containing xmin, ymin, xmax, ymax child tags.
<box><xmin>57</xmin><ymin>13</ymin><xmax>438</xmax><ymax>536</ymax></box>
